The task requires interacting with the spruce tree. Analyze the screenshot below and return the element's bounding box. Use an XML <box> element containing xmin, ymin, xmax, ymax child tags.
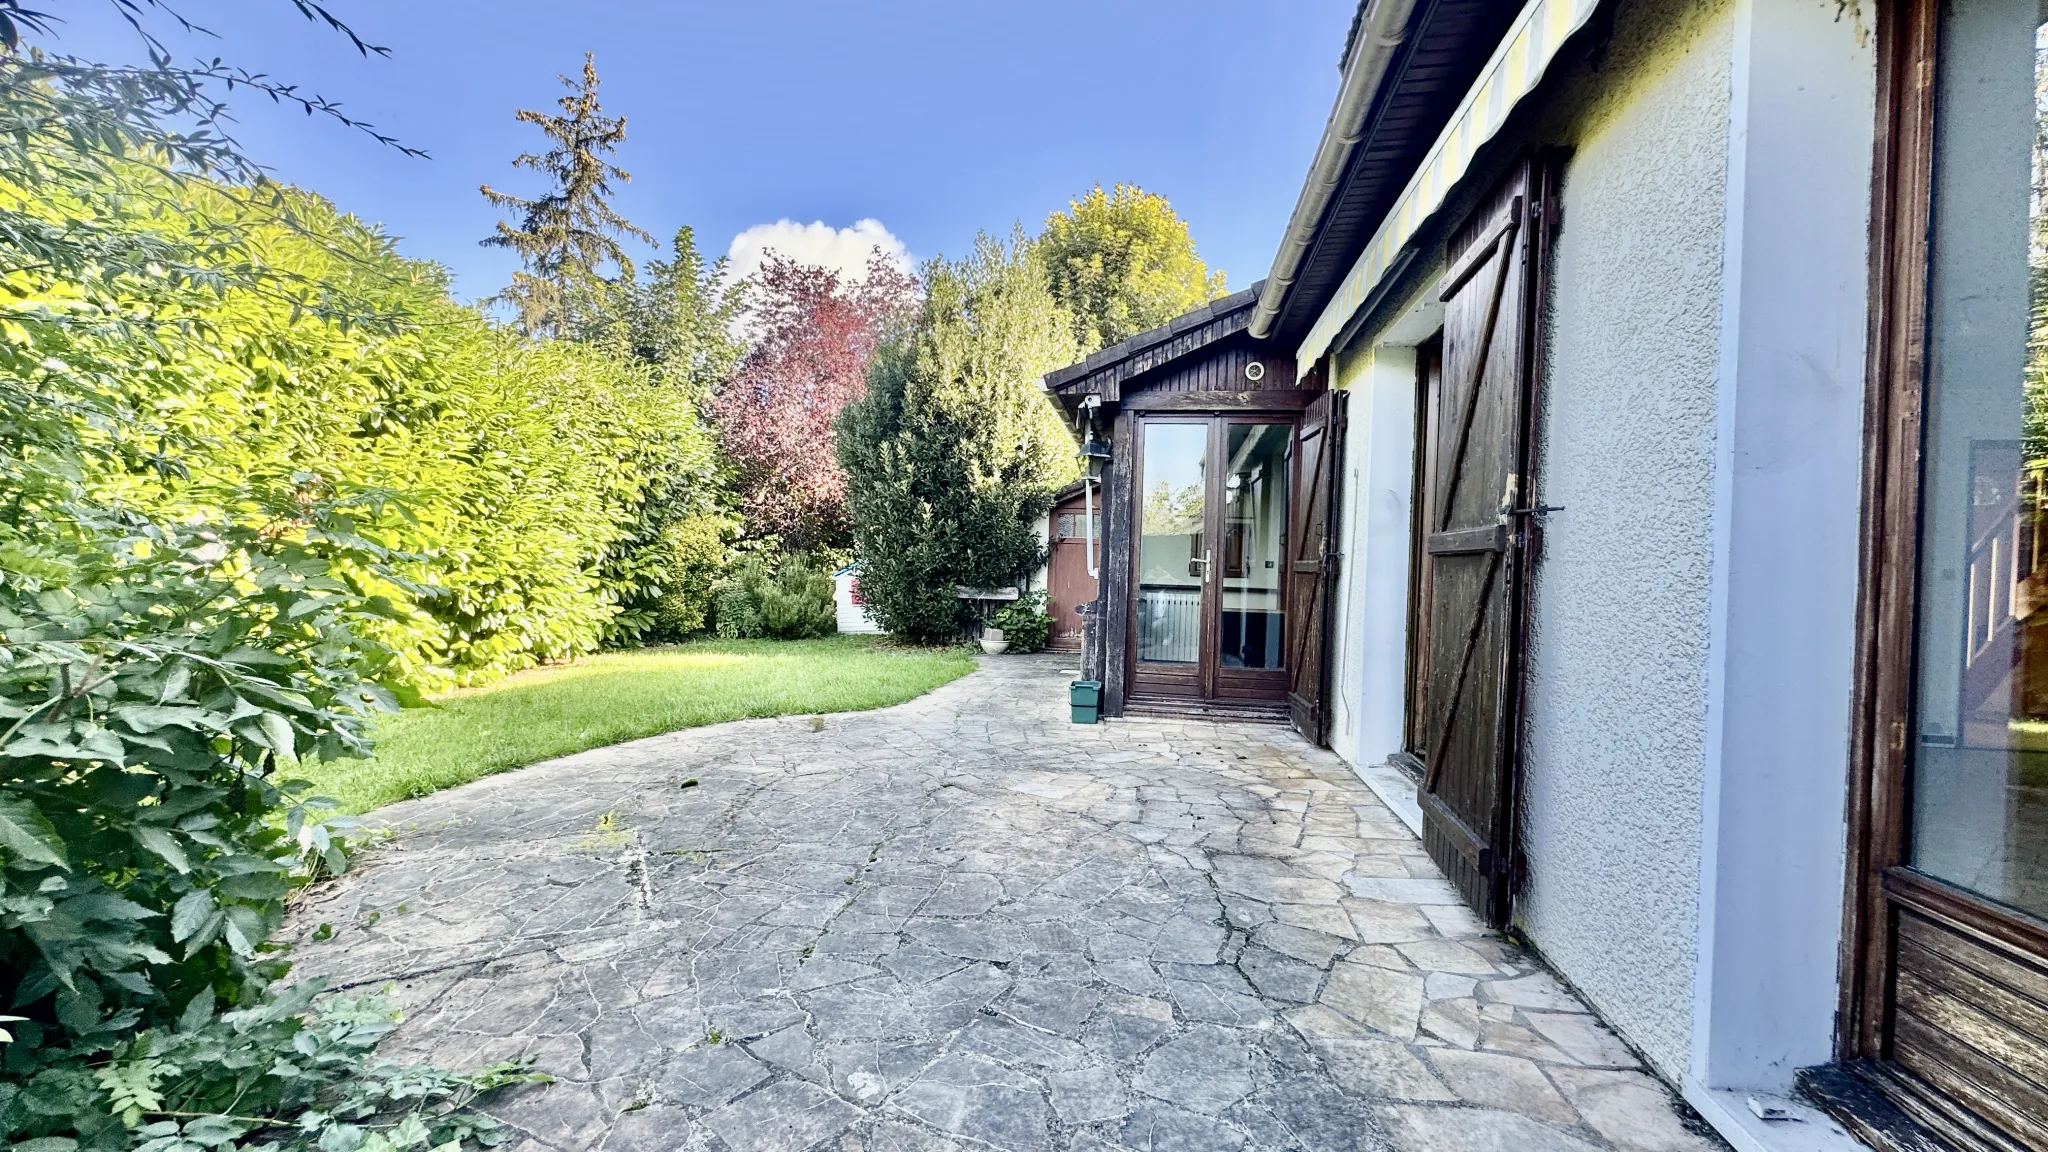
<box><xmin>481</xmin><ymin>52</ymin><xmax>652</xmax><ymax>338</ymax></box>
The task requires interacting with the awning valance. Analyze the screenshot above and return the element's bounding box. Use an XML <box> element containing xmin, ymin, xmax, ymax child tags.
<box><xmin>1297</xmin><ymin>0</ymin><xmax>1601</xmax><ymax>374</ymax></box>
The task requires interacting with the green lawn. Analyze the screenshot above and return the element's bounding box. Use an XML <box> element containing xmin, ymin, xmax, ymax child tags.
<box><xmin>299</xmin><ymin>636</ymin><xmax>976</xmax><ymax>813</ymax></box>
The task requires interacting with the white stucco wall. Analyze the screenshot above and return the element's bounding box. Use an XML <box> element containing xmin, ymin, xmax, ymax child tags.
<box><xmin>1515</xmin><ymin>0</ymin><xmax>1739</xmax><ymax>1081</ymax></box>
<box><xmin>1318</xmin><ymin>0</ymin><xmax>1873</xmax><ymax>1113</ymax></box>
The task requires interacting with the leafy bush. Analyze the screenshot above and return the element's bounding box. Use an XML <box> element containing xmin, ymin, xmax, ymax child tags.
<box><xmin>710</xmin><ymin>559</ymin><xmax>769</xmax><ymax>640</ymax></box>
<box><xmin>0</xmin><ymin>490</ymin><xmax>539</xmax><ymax>1147</ymax></box>
<box><xmin>4</xmin><ymin>160</ymin><xmax>719</xmax><ymax>691</ymax></box>
<box><xmin>10</xmin><ymin>982</ymin><xmax>537</xmax><ymax>1151</ymax></box>
<box><xmin>756</xmin><ymin>555</ymin><xmax>836</xmax><ymax>640</ymax></box>
<box><xmin>604</xmin><ymin>509</ymin><xmax>736</xmax><ymax>643</ymax></box>
<box><xmin>838</xmin><ymin>233</ymin><xmax>1079</xmax><ymax>643</ymax></box>
<box><xmin>709</xmin><ymin>555</ymin><xmax>836</xmax><ymax>641</ymax></box>
<box><xmin>989</xmin><ymin>591</ymin><xmax>1053</xmax><ymax>654</ymax></box>
<box><xmin>0</xmin><ymin>71</ymin><xmax>543</xmax><ymax>1148</ymax></box>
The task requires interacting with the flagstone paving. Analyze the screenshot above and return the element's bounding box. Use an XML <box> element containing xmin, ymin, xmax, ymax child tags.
<box><xmin>287</xmin><ymin>655</ymin><xmax>1726</xmax><ymax>1152</ymax></box>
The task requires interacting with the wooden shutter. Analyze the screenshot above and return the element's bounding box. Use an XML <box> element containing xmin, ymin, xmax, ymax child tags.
<box><xmin>1417</xmin><ymin>161</ymin><xmax>1541</xmax><ymax>927</ymax></box>
<box><xmin>1288</xmin><ymin>387</ymin><xmax>1348</xmax><ymax>743</ymax></box>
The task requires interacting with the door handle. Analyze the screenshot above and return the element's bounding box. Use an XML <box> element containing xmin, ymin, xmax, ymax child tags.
<box><xmin>1188</xmin><ymin>549</ymin><xmax>1213</xmax><ymax>581</ymax></box>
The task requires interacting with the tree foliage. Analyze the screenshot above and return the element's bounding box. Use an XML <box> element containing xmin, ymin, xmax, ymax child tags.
<box><xmin>1037</xmin><ymin>183</ymin><xmax>1226</xmax><ymax>353</ymax></box>
<box><xmin>583</xmin><ymin>227</ymin><xmax>745</xmax><ymax>645</ymax></box>
<box><xmin>591</xmin><ymin>226</ymin><xmax>744</xmax><ymax>399</ymax></box>
<box><xmin>480</xmin><ymin>52</ymin><xmax>651</xmax><ymax>338</ymax></box>
<box><xmin>0</xmin><ymin>10</ymin><xmax>650</xmax><ymax>1144</ymax></box>
<box><xmin>708</xmin><ymin>253</ymin><xmax>916</xmax><ymax>552</ymax></box>
<box><xmin>14</xmin><ymin>171</ymin><xmax>715</xmax><ymax>688</ymax></box>
<box><xmin>838</xmin><ymin>233</ymin><xmax>1079</xmax><ymax>642</ymax></box>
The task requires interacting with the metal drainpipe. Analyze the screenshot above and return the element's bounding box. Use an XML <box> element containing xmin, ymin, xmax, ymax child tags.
<box><xmin>1248</xmin><ymin>0</ymin><xmax>1419</xmax><ymax>340</ymax></box>
<box><xmin>1084</xmin><ymin>470</ymin><xmax>1099</xmax><ymax>580</ymax></box>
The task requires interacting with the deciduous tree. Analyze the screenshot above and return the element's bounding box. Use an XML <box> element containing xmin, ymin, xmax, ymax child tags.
<box><xmin>590</xmin><ymin>227</ymin><xmax>747</xmax><ymax>643</ymax></box>
<box><xmin>1038</xmin><ymin>183</ymin><xmax>1226</xmax><ymax>353</ymax></box>
<box><xmin>710</xmin><ymin>251</ymin><xmax>917</xmax><ymax>551</ymax></box>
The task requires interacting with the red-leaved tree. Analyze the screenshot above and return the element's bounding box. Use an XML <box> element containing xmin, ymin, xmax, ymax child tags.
<box><xmin>709</xmin><ymin>250</ymin><xmax>919</xmax><ymax>550</ymax></box>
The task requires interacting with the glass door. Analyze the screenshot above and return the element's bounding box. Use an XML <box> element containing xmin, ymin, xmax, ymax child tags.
<box><xmin>1848</xmin><ymin>0</ymin><xmax>2048</xmax><ymax>1142</ymax></box>
<box><xmin>1133</xmin><ymin>420</ymin><xmax>1211</xmax><ymax>698</ymax></box>
<box><xmin>1215</xmin><ymin>421</ymin><xmax>1293</xmax><ymax>700</ymax></box>
<box><xmin>1130</xmin><ymin>416</ymin><xmax>1294</xmax><ymax>702</ymax></box>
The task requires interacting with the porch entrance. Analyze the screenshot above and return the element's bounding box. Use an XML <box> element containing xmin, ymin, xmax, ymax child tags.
<box><xmin>1128</xmin><ymin>414</ymin><xmax>1296</xmax><ymax>710</ymax></box>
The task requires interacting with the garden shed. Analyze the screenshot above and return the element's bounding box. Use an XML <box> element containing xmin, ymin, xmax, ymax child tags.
<box><xmin>1046</xmin><ymin>283</ymin><xmax>1342</xmax><ymax>740</ymax></box>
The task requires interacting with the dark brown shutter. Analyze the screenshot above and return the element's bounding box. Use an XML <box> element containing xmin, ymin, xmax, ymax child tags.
<box><xmin>1417</xmin><ymin>160</ymin><xmax>1541</xmax><ymax>927</ymax></box>
<box><xmin>1287</xmin><ymin>386</ymin><xmax>1348</xmax><ymax>743</ymax></box>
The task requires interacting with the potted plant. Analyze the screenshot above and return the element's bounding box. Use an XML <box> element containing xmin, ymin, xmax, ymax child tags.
<box><xmin>985</xmin><ymin>591</ymin><xmax>1051</xmax><ymax>655</ymax></box>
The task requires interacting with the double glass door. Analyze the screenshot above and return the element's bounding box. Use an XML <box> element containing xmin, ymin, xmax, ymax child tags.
<box><xmin>1130</xmin><ymin>415</ymin><xmax>1294</xmax><ymax>702</ymax></box>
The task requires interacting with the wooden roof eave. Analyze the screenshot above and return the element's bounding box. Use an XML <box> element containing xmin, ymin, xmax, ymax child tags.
<box><xmin>1046</xmin><ymin>283</ymin><xmax>1264</xmax><ymax>415</ymax></box>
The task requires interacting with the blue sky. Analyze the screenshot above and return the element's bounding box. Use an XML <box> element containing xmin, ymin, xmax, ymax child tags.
<box><xmin>59</xmin><ymin>2</ymin><xmax>1357</xmax><ymax>301</ymax></box>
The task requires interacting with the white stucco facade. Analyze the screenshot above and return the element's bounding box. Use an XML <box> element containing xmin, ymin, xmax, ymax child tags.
<box><xmin>1517</xmin><ymin>0</ymin><xmax>1738</xmax><ymax>1082</ymax></box>
<box><xmin>1317</xmin><ymin>0</ymin><xmax>1876</xmax><ymax>1142</ymax></box>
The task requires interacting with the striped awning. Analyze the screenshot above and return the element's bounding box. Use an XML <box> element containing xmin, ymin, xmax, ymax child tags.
<box><xmin>1297</xmin><ymin>0</ymin><xmax>1601</xmax><ymax>373</ymax></box>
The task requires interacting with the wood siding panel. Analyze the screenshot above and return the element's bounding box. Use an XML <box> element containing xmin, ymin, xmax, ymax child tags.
<box><xmin>1416</xmin><ymin>159</ymin><xmax>1539</xmax><ymax>929</ymax></box>
<box><xmin>1889</xmin><ymin>1012</ymin><xmax>2048</xmax><ymax>1151</ymax></box>
<box><xmin>1143</xmin><ymin>339</ymin><xmax>1296</xmax><ymax>395</ymax></box>
<box><xmin>1887</xmin><ymin>909</ymin><xmax>2048</xmax><ymax>1149</ymax></box>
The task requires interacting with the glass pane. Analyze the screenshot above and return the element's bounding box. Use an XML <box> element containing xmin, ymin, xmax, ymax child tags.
<box><xmin>1137</xmin><ymin>423</ymin><xmax>1206</xmax><ymax>664</ymax></box>
<box><xmin>1909</xmin><ymin>0</ymin><xmax>2048</xmax><ymax>920</ymax></box>
<box><xmin>1221</xmin><ymin>423</ymin><xmax>1290</xmax><ymax>669</ymax></box>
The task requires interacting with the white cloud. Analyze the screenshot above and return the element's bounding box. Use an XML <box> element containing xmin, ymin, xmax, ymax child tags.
<box><xmin>722</xmin><ymin>218</ymin><xmax>913</xmax><ymax>289</ymax></box>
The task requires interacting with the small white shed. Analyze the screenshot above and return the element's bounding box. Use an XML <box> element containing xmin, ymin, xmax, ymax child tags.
<box><xmin>831</xmin><ymin>564</ymin><xmax>882</xmax><ymax>634</ymax></box>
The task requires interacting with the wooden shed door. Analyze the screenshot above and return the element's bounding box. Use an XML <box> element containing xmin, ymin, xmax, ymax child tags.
<box><xmin>1047</xmin><ymin>493</ymin><xmax>1100</xmax><ymax>651</ymax></box>
<box><xmin>1288</xmin><ymin>389</ymin><xmax>1347</xmax><ymax>743</ymax></box>
<box><xmin>1416</xmin><ymin>163</ymin><xmax>1540</xmax><ymax>927</ymax></box>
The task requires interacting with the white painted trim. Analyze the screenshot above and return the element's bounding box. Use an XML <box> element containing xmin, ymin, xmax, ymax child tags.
<box><xmin>1324</xmin><ymin>279</ymin><xmax>1440</xmax><ymax>781</ymax></box>
<box><xmin>1296</xmin><ymin>0</ymin><xmax>1601</xmax><ymax>375</ymax></box>
<box><xmin>1684</xmin><ymin>1082</ymin><xmax>1869</xmax><ymax>1152</ymax></box>
<box><xmin>1688</xmin><ymin>0</ymin><xmax>1874</xmax><ymax>1097</ymax></box>
<box><xmin>1354</xmin><ymin>759</ymin><xmax>1426</xmax><ymax>837</ymax></box>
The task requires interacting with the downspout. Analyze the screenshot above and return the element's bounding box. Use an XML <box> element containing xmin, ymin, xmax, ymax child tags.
<box><xmin>1248</xmin><ymin>0</ymin><xmax>1419</xmax><ymax>340</ymax></box>
<box><xmin>1080</xmin><ymin>394</ymin><xmax>1102</xmax><ymax>579</ymax></box>
<box><xmin>1084</xmin><ymin>471</ymin><xmax>1099</xmax><ymax>579</ymax></box>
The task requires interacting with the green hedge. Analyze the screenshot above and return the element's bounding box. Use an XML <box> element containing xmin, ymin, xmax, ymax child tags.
<box><xmin>20</xmin><ymin>174</ymin><xmax>719</xmax><ymax>690</ymax></box>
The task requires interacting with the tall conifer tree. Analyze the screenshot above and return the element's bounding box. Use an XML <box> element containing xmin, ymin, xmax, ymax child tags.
<box><xmin>838</xmin><ymin>232</ymin><xmax>1079</xmax><ymax>642</ymax></box>
<box><xmin>481</xmin><ymin>52</ymin><xmax>651</xmax><ymax>338</ymax></box>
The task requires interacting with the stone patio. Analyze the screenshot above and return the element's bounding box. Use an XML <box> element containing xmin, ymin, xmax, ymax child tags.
<box><xmin>288</xmin><ymin>655</ymin><xmax>1726</xmax><ymax>1152</ymax></box>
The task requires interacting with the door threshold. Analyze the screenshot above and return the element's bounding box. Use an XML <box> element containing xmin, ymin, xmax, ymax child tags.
<box><xmin>1798</xmin><ymin>1063</ymin><xmax>2022</xmax><ymax>1152</ymax></box>
<box><xmin>1682</xmin><ymin>1077</ymin><xmax>1873</xmax><ymax>1152</ymax></box>
<box><xmin>1354</xmin><ymin>759</ymin><xmax>1425</xmax><ymax>839</ymax></box>
<box><xmin>1123</xmin><ymin>695</ymin><xmax>1290</xmax><ymax>724</ymax></box>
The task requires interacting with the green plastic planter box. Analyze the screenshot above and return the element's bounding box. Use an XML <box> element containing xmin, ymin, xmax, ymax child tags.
<box><xmin>1070</xmin><ymin>680</ymin><xmax>1101</xmax><ymax>724</ymax></box>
